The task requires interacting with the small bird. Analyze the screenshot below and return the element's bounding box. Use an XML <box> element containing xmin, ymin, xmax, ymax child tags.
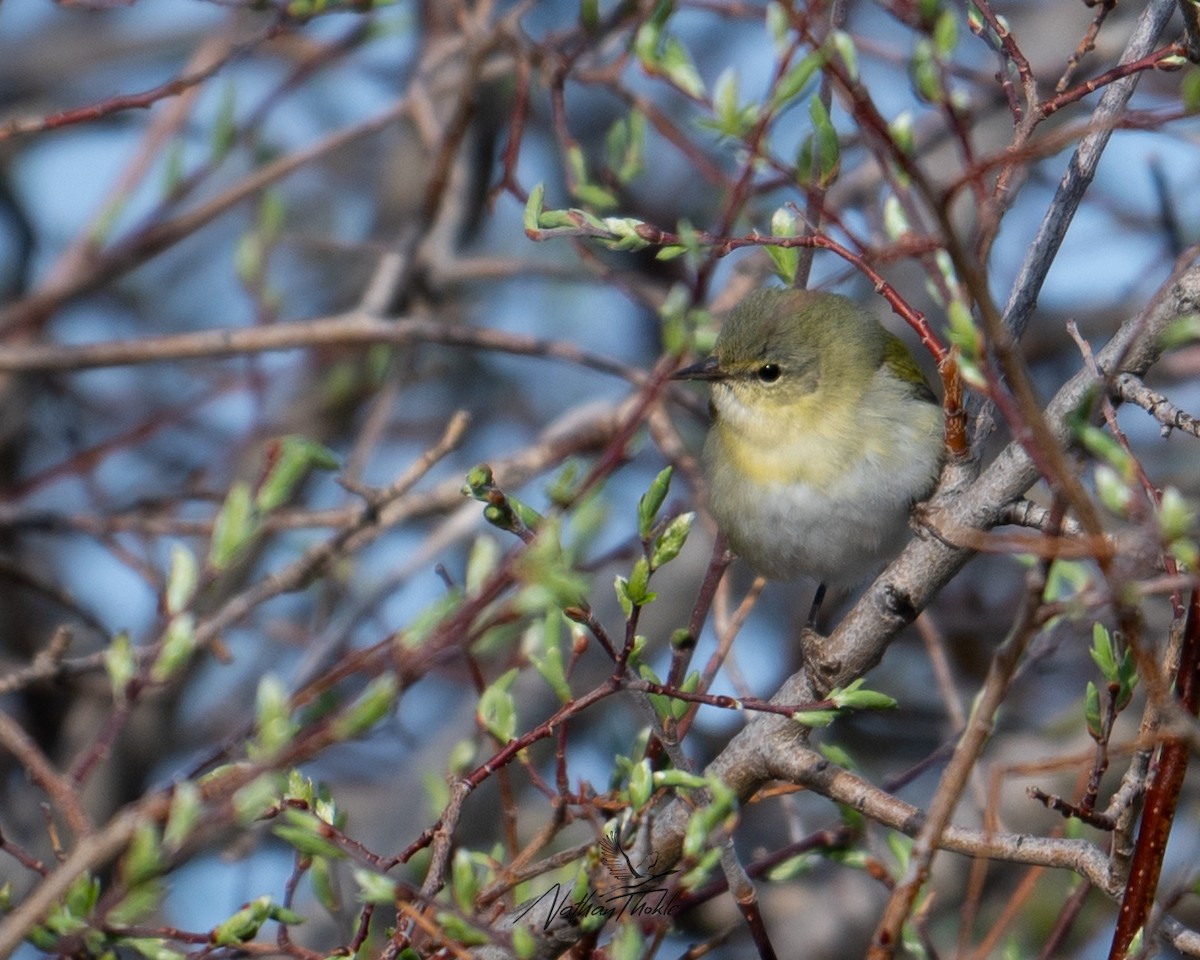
<box><xmin>673</xmin><ymin>288</ymin><xmax>944</xmax><ymax>613</ymax></box>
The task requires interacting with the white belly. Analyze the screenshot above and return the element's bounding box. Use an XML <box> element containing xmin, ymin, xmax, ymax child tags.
<box><xmin>704</xmin><ymin>408</ymin><xmax>942</xmax><ymax>584</ymax></box>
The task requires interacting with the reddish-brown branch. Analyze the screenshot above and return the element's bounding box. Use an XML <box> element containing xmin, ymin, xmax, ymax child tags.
<box><xmin>1042</xmin><ymin>43</ymin><xmax>1188</xmax><ymax>119</ymax></box>
<box><xmin>1108</xmin><ymin>587</ymin><xmax>1200</xmax><ymax>960</ymax></box>
<box><xmin>0</xmin><ymin>21</ymin><xmax>285</xmax><ymax>142</ymax></box>
<box><xmin>1056</xmin><ymin>0</ymin><xmax>1117</xmax><ymax>93</ymax></box>
<box><xmin>970</xmin><ymin>0</ymin><xmax>1039</xmax><ymax>122</ymax></box>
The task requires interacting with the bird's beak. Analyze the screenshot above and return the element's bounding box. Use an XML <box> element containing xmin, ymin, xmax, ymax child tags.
<box><xmin>671</xmin><ymin>356</ymin><xmax>725</xmax><ymax>382</ymax></box>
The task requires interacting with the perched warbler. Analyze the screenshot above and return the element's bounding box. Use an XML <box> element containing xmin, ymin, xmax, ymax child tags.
<box><xmin>673</xmin><ymin>288</ymin><xmax>944</xmax><ymax>592</ymax></box>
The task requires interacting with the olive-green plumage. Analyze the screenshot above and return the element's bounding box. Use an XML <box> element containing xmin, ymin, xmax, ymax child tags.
<box><xmin>674</xmin><ymin>288</ymin><xmax>944</xmax><ymax>584</ymax></box>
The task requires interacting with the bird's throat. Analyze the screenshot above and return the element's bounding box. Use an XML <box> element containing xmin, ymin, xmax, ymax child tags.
<box><xmin>711</xmin><ymin>398</ymin><xmax>849</xmax><ymax>488</ymax></box>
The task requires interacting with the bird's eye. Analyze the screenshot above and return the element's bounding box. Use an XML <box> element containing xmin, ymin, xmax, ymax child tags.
<box><xmin>757</xmin><ymin>363</ymin><xmax>781</xmax><ymax>384</ymax></box>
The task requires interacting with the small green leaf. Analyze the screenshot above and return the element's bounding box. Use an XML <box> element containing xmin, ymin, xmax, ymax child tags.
<box><xmin>625</xmin><ymin>556</ymin><xmax>655</xmax><ymax>607</ymax></box>
<box><xmin>579</xmin><ymin>0</ymin><xmax>599</xmax><ymax>31</ymax></box>
<box><xmin>127</xmin><ymin>938</ymin><xmax>186</xmax><ymax>960</ymax></box>
<box><xmin>211</xmin><ymin>896</ymin><xmax>272</xmax><ymax>946</ymax></box>
<box><xmin>332</xmin><ymin>674</ymin><xmax>398</xmax><ymax>740</ymax></box>
<box><xmin>681</xmin><ymin>783</ymin><xmax>738</xmax><ymax>860</ymax></box>
<box><xmin>236</xmin><ymin>237</ymin><xmax>264</xmax><ymax>286</ymax></box>
<box><xmin>600</xmin><ymin>215</ymin><xmax>649</xmax><ymax>248</ymax></box>
<box><xmin>766</xmin><ymin>1</ymin><xmax>789</xmax><ymax>48</ymax></box>
<box><xmin>165</xmin><ymin>544</ymin><xmax>199</xmax><ymax>615</ymax></box>
<box><xmin>772</xmin><ymin>49</ymin><xmax>827</xmax><ymax>110</ymax></box>
<box><xmin>447</xmin><ymin>738</ymin><xmax>477</xmax><ymax>775</ymax></box>
<box><xmin>465</xmin><ymin>535</ymin><xmax>501</xmax><ymax>594</ymax></box>
<box><xmin>810</xmin><ymin>96</ymin><xmax>839</xmax><ymax>184</ymax></box>
<box><xmin>830</xmin><ymin>30</ymin><xmax>859</xmax><ymax>81</ymax></box>
<box><xmin>818</xmin><ymin>742</ymin><xmax>856</xmax><ymax>769</ymax></box>
<box><xmin>638</xmin><ymin>663</ymin><xmax>669</xmax><ymax>719</ymax></box>
<box><xmin>1156</xmin><ymin>312</ymin><xmax>1200</xmax><ymax>348</ymax></box>
<box><xmin>651</xmin><ymin>512</ymin><xmax>694</xmax><ymax>569</ymax></box>
<box><xmin>1116</xmin><ymin>652</ymin><xmax>1138</xmax><ymax>711</ymax></box>
<box><xmin>653</xmin><ymin>768</ymin><xmax>710</xmax><ymax>791</ymax></box>
<box><xmin>163</xmin><ymin>781</ymin><xmax>202</xmax><ymax>853</ymax></box>
<box><xmin>946</xmin><ymin>299</ymin><xmax>980</xmax><ymax>356</ymax></box>
<box><xmin>575</xmin><ymin>206</ymin><xmax>610</xmax><ymax>232</ymax></box>
<box><xmin>629</xmin><ymin>758</ymin><xmax>654</xmax><ymax>807</ymax></box>
<box><xmin>830</xmin><ymin>678</ymin><xmax>897</xmax><ymax>711</ymax></box>
<box><xmin>274</xmin><ymin>809</ymin><xmax>346</xmax><ymax>860</ymax></box>
<box><xmin>638</xmin><ymin>466</ymin><xmax>673</xmax><ymax>539</ymax></box>
<box><xmin>1156</xmin><ymin>54</ymin><xmax>1189</xmax><ymax>71</ymax></box>
<box><xmin>257</xmin><ymin>190</ymin><xmax>286</xmax><ymax>241</ymax></box>
<box><xmin>233</xmin><ymin>773</ymin><xmax>282</xmax><ymax>824</ymax></box>
<box><xmin>932</xmin><ymin>10</ymin><xmax>958</xmax><ymax>57</ymax></box>
<box><xmin>1084</xmin><ymin>680</ymin><xmax>1102</xmax><ymax>739</ymax></box>
<box><xmin>634</xmin><ymin>20</ymin><xmax>661</xmax><ymax>66</ymax></box>
<box><xmin>512</xmin><ymin>924</ymin><xmax>538</xmax><ymax>959</ymax></box>
<box><xmin>161</xmin><ymin>143</ymin><xmax>186</xmax><ymax>197</ymax></box>
<box><xmin>1183</xmin><ymin>71</ymin><xmax>1200</xmax><ymax>114</ymax></box>
<box><xmin>478</xmin><ymin>668</ymin><xmax>519</xmax><ymax>743</ymax></box>
<box><xmin>1090</xmin><ymin>623</ymin><xmax>1117</xmax><ymax>679</ymax></box>
<box><xmin>121</xmin><ymin>824</ymin><xmax>164</xmax><ymax>888</ymax></box>
<box><xmin>251</xmin><ymin>674</ymin><xmax>295</xmax><ymax>759</ymax></box>
<box><xmin>611</xmin><ymin>110</ymin><xmax>646</xmax><ymax>183</ymax></box>
<box><xmin>105</xmin><ymin>631</ymin><xmax>136</xmax><ymax>701</ymax></box>
<box><xmin>681</xmin><ymin>805</ymin><xmax>711</xmax><ymax>862</ymax></box>
<box><xmin>713</xmin><ymin>66</ymin><xmax>739</xmax><ymax>130</ymax></box>
<box><xmin>514</xmin><ymin>530</ymin><xmax>588</xmax><ymax>614</ymax></box>
<box><xmin>889</xmin><ymin>110</ymin><xmax>915</xmax><ymax>156</ymax></box>
<box><xmin>661</xmin><ymin>37</ymin><xmax>705</xmax><ymax>98</ymax></box>
<box><xmin>211</xmin><ymin>83</ymin><xmax>237</xmax><ymax>162</ymax></box>
<box><xmin>208</xmin><ymin>481</ymin><xmax>258</xmax><ymax>571</ymax></box>
<box><xmin>1159</xmin><ymin>486</ymin><xmax>1196</xmax><ymax>541</ymax></box>
<box><xmin>523</xmin><ymin>183</ymin><xmax>545</xmax><ymax>234</ymax></box>
<box><xmin>910</xmin><ymin>40</ymin><xmax>943</xmax><ymax>103</ymax></box>
<box><xmin>792</xmin><ymin>706</ymin><xmax>838</xmax><ymax>727</ymax></box>
<box><xmin>111</xmin><ymin>885</ymin><xmax>163</xmax><ymax>929</ymax></box>
<box><xmin>672</xmin><ymin>671</ymin><xmax>699</xmax><ymax>719</ymax></box>
<box><xmin>1074</xmin><ymin>417</ymin><xmax>1134</xmax><ymax>479</ymax></box>
<box><xmin>65</xmin><ymin>870</ymin><xmax>98</xmax><ymax>913</ymax></box>
<box><xmin>151</xmin><ymin>614</ymin><xmax>197</xmax><ymax>684</ymax></box>
<box><xmin>310</xmin><ymin>856</ymin><xmax>340</xmax><ymax>911</ymax></box>
<box><xmin>766</xmin><ymin>852</ymin><xmax>817</xmax><ymax>882</ymax></box>
<box><xmin>437</xmin><ymin>911</ymin><xmax>491</xmax><ymax>945</ymax></box>
<box><xmin>766</xmin><ymin>207</ymin><xmax>800</xmax><ymax>285</ymax></box>
<box><xmin>576</xmin><ymin>181</ymin><xmax>620</xmax><ymax>212</ymax></box>
<box><xmin>452</xmin><ymin>848</ymin><xmax>479</xmax><ymax>913</ymax></box>
<box><xmin>610</xmin><ymin>921</ymin><xmax>644</xmax><ymax>960</ymax></box>
<box><xmin>886</xmin><ymin>834</ymin><xmax>913</xmax><ymax>875</ymax></box>
<box><xmin>483</xmin><ymin>491</ymin><xmax>543</xmax><ymax>537</ymax></box>
<box><xmin>538</xmin><ymin>207</ymin><xmax>576</xmax><ymax>230</ymax></box>
<box><xmin>350</xmin><ymin>864</ymin><xmax>398</xmax><ymax>902</ymax></box>
<box><xmin>882</xmin><ymin>196</ymin><xmax>911</xmax><ymax>241</ymax></box>
<box><xmin>1094</xmin><ymin>464</ymin><xmax>1134</xmax><ymax>516</ymax></box>
<box><xmin>256</xmin><ymin>436</ymin><xmax>339</xmax><ymax>514</ymax></box>
<box><xmin>403</xmin><ymin>590</ymin><xmax>462</xmax><ymax>649</ymax></box>
<box><xmin>614</xmin><ymin>575</ymin><xmax>633</xmax><ymax>618</ymax></box>
<box><xmin>679</xmin><ymin>847</ymin><xmax>722</xmax><ymax>891</ymax></box>
<box><xmin>528</xmin><ymin>615</ymin><xmax>571</xmax><ymax>703</ymax></box>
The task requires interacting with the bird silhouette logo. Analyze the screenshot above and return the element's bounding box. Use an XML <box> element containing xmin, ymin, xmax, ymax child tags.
<box><xmin>598</xmin><ymin>831</ymin><xmax>672</xmax><ymax>890</ymax></box>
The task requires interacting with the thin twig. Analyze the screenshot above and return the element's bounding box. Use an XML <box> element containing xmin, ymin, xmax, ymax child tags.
<box><xmin>867</xmin><ymin>562</ymin><xmax>1048</xmax><ymax>958</ymax></box>
<box><xmin>1113</xmin><ymin>372</ymin><xmax>1200</xmax><ymax>438</ymax></box>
